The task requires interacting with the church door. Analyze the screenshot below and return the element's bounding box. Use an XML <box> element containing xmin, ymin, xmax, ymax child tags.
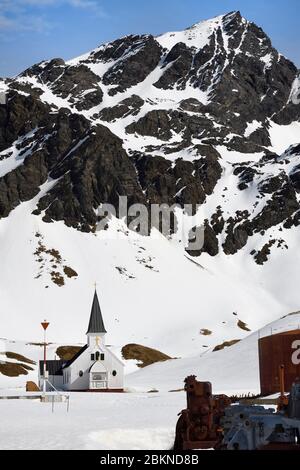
<box><xmin>89</xmin><ymin>362</ymin><xmax>108</xmax><ymax>389</ymax></box>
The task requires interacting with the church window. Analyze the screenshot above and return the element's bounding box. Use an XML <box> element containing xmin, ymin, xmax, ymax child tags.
<box><xmin>112</xmin><ymin>370</ymin><xmax>117</xmax><ymax>377</ymax></box>
<box><xmin>101</xmin><ymin>353</ymin><xmax>105</xmax><ymax>361</ymax></box>
<box><xmin>95</xmin><ymin>351</ymin><xmax>100</xmax><ymax>361</ymax></box>
<box><xmin>79</xmin><ymin>370</ymin><xmax>83</xmax><ymax>377</ymax></box>
<box><xmin>91</xmin><ymin>354</ymin><xmax>95</xmax><ymax>361</ymax></box>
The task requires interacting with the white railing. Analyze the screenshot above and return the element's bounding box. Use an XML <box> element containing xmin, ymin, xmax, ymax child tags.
<box><xmin>90</xmin><ymin>380</ymin><xmax>108</xmax><ymax>389</ymax></box>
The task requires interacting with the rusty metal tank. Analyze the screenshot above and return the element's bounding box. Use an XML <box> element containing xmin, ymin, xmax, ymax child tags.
<box><xmin>258</xmin><ymin>329</ymin><xmax>300</xmax><ymax>396</ymax></box>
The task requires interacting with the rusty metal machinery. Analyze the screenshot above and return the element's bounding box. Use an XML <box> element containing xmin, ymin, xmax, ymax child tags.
<box><xmin>173</xmin><ymin>375</ymin><xmax>231</xmax><ymax>450</ymax></box>
<box><xmin>174</xmin><ymin>375</ymin><xmax>300</xmax><ymax>451</ymax></box>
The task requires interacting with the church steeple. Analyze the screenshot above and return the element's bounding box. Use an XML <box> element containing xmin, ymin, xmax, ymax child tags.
<box><xmin>86</xmin><ymin>289</ymin><xmax>107</xmax><ymax>335</ymax></box>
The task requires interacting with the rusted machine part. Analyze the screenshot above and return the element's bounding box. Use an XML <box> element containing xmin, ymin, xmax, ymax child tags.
<box><xmin>173</xmin><ymin>375</ymin><xmax>231</xmax><ymax>451</ymax></box>
<box><xmin>222</xmin><ymin>377</ymin><xmax>300</xmax><ymax>450</ymax></box>
<box><xmin>277</xmin><ymin>365</ymin><xmax>289</xmax><ymax>411</ymax></box>
<box><xmin>287</xmin><ymin>377</ymin><xmax>300</xmax><ymax>419</ymax></box>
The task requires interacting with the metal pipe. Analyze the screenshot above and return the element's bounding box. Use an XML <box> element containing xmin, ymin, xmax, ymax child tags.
<box><xmin>43</xmin><ymin>328</ymin><xmax>46</xmax><ymax>394</ymax></box>
<box><xmin>279</xmin><ymin>364</ymin><xmax>285</xmax><ymax>396</ymax></box>
<box><xmin>41</xmin><ymin>321</ymin><xmax>50</xmax><ymax>395</ymax></box>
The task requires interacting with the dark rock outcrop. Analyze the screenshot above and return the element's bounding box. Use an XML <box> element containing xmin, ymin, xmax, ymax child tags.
<box><xmin>102</xmin><ymin>35</ymin><xmax>162</xmax><ymax>95</ymax></box>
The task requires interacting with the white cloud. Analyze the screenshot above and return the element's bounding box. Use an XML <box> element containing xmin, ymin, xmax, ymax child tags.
<box><xmin>67</xmin><ymin>0</ymin><xmax>107</xmax><ymax>17</ymax></box>
<box><xmin>0</xmin><ymin>0</ymin><xmax>106</xmax><ymax>33</ymax></box>
<box><xmin>18</xmin><ymin>0</ymin><xmax>106</xmax><ymax>15</ymax></box>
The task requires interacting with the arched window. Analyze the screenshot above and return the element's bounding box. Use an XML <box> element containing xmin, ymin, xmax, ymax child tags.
<box><xmin>79</xmin><ymin>370</ymin><xmax>83</xmax><ymax>377</ymax></box>
<box><xmin>112</xmin><ymin>370</ymin><xmax>117</xmax><ymax>377</ymax></box>
<box><xmin>95</xmin><ymin>351</ymin><xmax>100</xmax><ymax>361</ymax></box>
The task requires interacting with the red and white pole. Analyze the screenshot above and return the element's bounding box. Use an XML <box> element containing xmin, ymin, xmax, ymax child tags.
<box><xmin>41</xmin><ymin>321</ymin><xmax>50</xmax><ymax>394</ymax></box>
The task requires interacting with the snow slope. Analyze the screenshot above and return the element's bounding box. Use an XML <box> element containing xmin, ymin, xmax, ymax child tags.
<box><xmin>0</xmin><ymin>11</ymin><xmax>300</xmax><ymax>392</ymax></box>
<box><xmin>126</xmin><ymin>312</ymin><xmax>300</xmax><ymax>395</ymax></box>
<box><xmin>0</xmin><ymin>193</ymin><xmax>297</xmax><ymax>355</ymax></box>
<box><xmin>1</xmin><ymin>313</ymin><xmax>299</xmax><ymax>450</ymax></box>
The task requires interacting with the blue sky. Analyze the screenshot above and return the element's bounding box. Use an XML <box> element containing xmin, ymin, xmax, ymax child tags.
<box><xmin>0</xmin><ymin>0</ymin><xmax>299</xmax><ymax>77</ymax></box>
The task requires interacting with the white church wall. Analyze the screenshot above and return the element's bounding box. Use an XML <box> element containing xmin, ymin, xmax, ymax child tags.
<box><xmin>63</xmin><ymin>344</ymin><xmax>124</xmax><ymax>390</ymax></box>
<box><xmin>102</xmin><ymin>347</ymin><xmax>123</xmax><ymax>389</ymax></box>
<box><xmin>107</xmin><ymin>356</ymin><xmax>123</xmax><ymax>389</ymax></box>
<box><xmin>65</xmin><ymin>349</ymin><xmax>90</xmax><ymax>391</ymax></box>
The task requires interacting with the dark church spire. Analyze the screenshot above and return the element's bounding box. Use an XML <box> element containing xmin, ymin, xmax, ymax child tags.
<box><xmin>86</xmin><ymin>289</ymin><xmax>107</xmax><ymax>334</ymax></box>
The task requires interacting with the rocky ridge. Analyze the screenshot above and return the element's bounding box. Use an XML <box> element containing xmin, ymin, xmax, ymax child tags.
<box><xmin>0</xmin><ymin>11</ymin><xmax>300</xmax><ymax>262</ymax></box>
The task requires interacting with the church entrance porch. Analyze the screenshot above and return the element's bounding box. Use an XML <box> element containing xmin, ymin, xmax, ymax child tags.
<box><xmin>89</xmin><ymin>361</ymin><xmax>108</xmax><ymax>389</ymax></box>
<box><xmin>90</xmin><ymin>372</ymin><xmax>108</xmax><ymax>389</ymax></box>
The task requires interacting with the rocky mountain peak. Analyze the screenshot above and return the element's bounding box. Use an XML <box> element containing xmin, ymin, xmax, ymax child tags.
<box><xmin>0</xmin><ymin>12</ymin><xmax>299</xmax><ymax>264</ymax></box>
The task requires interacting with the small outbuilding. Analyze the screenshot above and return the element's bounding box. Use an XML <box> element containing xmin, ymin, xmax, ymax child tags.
<box><xmin>258</xmin><ymin>329</ymin><xmax>300</xmax><ymax>396</ymax></box>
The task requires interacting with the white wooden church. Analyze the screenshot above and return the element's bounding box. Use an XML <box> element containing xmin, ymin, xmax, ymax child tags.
<box><xmin>39</xmin><ymin>290</ymin><xmax>124</xmax><ymax>392</ymax></box>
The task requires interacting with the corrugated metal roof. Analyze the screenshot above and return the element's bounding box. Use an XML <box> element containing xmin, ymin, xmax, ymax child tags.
<box><xmin>86</xmin><ymin>290</ymin><xmax>107</xmax><ymax>334</ymax></box>
<box><xmin>39</xmin><ymin>360</ymin><xmax>66</xmax><ymax>376</ymax></box>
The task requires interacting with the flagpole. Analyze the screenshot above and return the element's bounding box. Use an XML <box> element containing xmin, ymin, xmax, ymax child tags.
<box><xmin>41</xmin><ymin>320</ymin><xmax>50</xmax><ymax>395</ymax></box>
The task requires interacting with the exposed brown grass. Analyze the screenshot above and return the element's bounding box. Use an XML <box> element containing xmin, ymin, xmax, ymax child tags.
<box><xmin>26</xmin><ymin>381</ymin><xmax>40</xmax><ymax>392</ymax></box>
<box><xmin>0</xmin><ymin>362</ymin><xmax>34</xmax><ymax>377</ymax></box>
<box><xmin>122</xmin><ymin>343</ymin><xmax>172</xmax><ymax>368</ymax></box>
<box><xmin>63</xmin><ymin>266</ymin><xmax>78</xmax><ymax>278</ymax></box>
<box><xmin>51</xmin><ymin>271</ymin><xmax>65</xmax><ymax>286</ymax></box>
<box><xmin>56</xmin><ymin>345</ymin><xmax>82</xmax><ymax>361</ymax></box>
<box><xmin>34</xmin><ymin>237</ymin><xmax>77</xmax><ymax>286</ymax></box>
<box><xmin>213</xmin><ymin>339</ymin><xmax>240</xmax><ymax>352</ymax></box>
<box><xmin>4</xmin><ymin>352</ymin><xmax>36</xmax><ymax>365</ymax></box>
<box><xmin>48</xmin><ymin>248</ymin><xmax>62</xmax><ymax>263</ymax></box>
<box><xmin>200</xmin><ymin>329</ymin><xmax>212</xmax><ymax>336</ymax></box>
<box><xmin>34</xmin><ymin>241</ymin><xmax>47</xmax><ymax>256</ymax></box>
<box><xmin>237</xmin><ymin>320</ymin><xmax>251</xmax><ymax>332</ymax></box>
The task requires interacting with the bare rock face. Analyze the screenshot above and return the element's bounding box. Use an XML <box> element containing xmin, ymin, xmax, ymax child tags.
<box><xmin>99</xmin><ymin>95</ymin><xmax>144</xmax><ymax>122</ymax></box>
<box><xmin>126</xmin><ymin>109</ymin><xmax>216</xmax><ymax>142</ymax></box>
<box><xmin>0</xmin><ymin>92</ymin><xmax>50</xmax><ymax>151</ymax></box>
<box><xmin>154</xmin><ymin>42</ymin><xmax>195</xmax><ymax>90</ymax></box>
<box><xmin>0</xmin><ymin>11</ymin><xmax>300</xmax><ymax>261</ymax></box>
<box><xmin>187</xmin><ymin>222</ymin><xmax>219</xmax><ymax>257</ymax></box>
<box><xmin>0</xmin><ymin>107</ymin><xmax>93</xmax><ymax>218</ymax></box>
<box><xmin>133</xmin><ymin>144</ymin><xmax>222</xmax><ymax>211</ymax></box>
<box><xmin>34</xmin><ymin>124</ymin><xmax>146</xmax><ymax>230</ymax></box>
<box><xmin>102</xmin><ymin>35</ymin><xmax>163</xmax><ymax>95</ymax></box>
<box><xmin>19</xmin><ymin>59</ymin><xmax>104</xmax><ymax>111</ymax></box>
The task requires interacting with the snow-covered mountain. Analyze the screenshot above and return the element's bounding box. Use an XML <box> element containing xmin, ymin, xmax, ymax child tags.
<box><xmin>0</xmin><ymin>11</ymin><xmax>300</xmax><ymax>364</ymax></box>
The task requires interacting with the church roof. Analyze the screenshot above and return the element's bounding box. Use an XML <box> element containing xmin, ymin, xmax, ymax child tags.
<box><xmin>63</xmin><ymin>344</ymin><xmax>88</xmax><ymax>368</ymax></box>
<box><xmin>86</xmin><ymin>289</ymin><xmax>107</xmax><ymax>334</ymax></box>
